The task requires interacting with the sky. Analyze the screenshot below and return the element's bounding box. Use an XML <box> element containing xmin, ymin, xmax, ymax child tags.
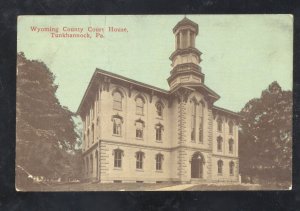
<box><xmin>17</xmin><ymin>15</ymin><xmax>293</xmax><ymax>113</ymax></box>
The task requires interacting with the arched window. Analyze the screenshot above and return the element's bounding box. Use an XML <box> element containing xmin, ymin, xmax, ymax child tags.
<box><xmin>228</xmin><ymin>121</ymin><xmax>233</xmax><ymax>134</ymax></box>
<box><xmin>156</xmin><ymin>102</ymin><xmax>164</xmax><ymax>117</ymax></box>
<box><xmin>136</xmin><ymin>97</ymin><xmax>144</xmax><ymax>115</ymax></box>
<box><xmin>113</xmin><ymin>91</ymin><xmax>122</xmax><ymax>110</ymax></box>
<box><xmin>199</xmin><ymin>101</ymin><xmax>204</xmax><ymax>143</ymax></box>
<box><xmin>229</xmin><ymin>139</ymin><xmax>234</xmax><ymax>153</ymax></box>
<box><xmin>113</xmin><ymin>149</ymin><xmax>123</xmax><ymax>168</ymax></box>
<box><xmin>217</xmin><ymin>118</ymin><xmax>223</xmax><ymax>132</ymax></box>
<box><xmin>112</xmin><ymin>115</ymin><xmax>123</xmax><ymax>136</ymax></box>
<box><xmin>90</xmin><ymin>154</ymin><xmax>93</xmax><ymax>173</ymax></box>
<box><xmin>191</xmin><ymin>102</ymin><xmax>196</xmax><ymax>141</ymax></box>
<box><xmin>229</xmin><ymin>161</ymin><xmax>235</xmax><ymax>175</ymax></box>
<box><xmin>217</xmin><ymin>136</ymin><xmax>223</xmax><ymax>151</ymax></box>
<box><xmin>155</xmin><ymin>153</ymin><xmax>164</xmax><ymax>171</ymax></box>
<box><xmin>136</xmin><ymin>151</ymin><xmax>144</xmax><ymax>169</ymax></box>
<box><xmin>135</xmin><ymin>119</ymin><xmax>144</xmax><ymax>139</ymax></box>
<box><xmin>217</xmin><ymin>160</ymin><xmax>223</xmax><ymax>174</ymax></box>
<box><xmin>155</xmin><ymin>123</ymin><xmax>164</xmax><ymax>141</ymax></box>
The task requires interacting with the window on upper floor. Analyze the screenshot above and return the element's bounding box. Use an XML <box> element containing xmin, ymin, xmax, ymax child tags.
<box><xmin>217</xmin><ymin>136</ymin><xmax>223</xmax><ymax>151</ymax></box>
<box><xmin>217</xmin><ymin>118</ymin><xmax>223</xmax><ymax>132</ymax></box>
<box><xmin>217</xmin><ymin>160</ymin><xmax>223</xmax><ymax>174</ymax></box>
<box><xmin>113</xmin><ymin>91</ymin><xmax>122</xmax><ymax>111</ymax></box>
<box><xmin>229</xmin><ymin>161</ymin><xmax>235</xmax><ymax>175</ymax></box>
<box><xmin>156</xmin><ymin>102</ymin><xmax>164</xmax><ymax>117</ymax></box>
<box><xmin>155</xmin><ymin>123</ymin><xmax>164</xmax><ymax>141</ymax></box>
<box><xmin>136</xmin><ymin>97</ymin><xmax>144</xmax><ymax>115</ymax></box>
<box><xmin>112</xmin><ymin>116</ymin><xmax>122</xmax><ymax>136</ymax></box>
<box><xmin>229</xmin><ymin>139</ymin><xmax>234</xmax><ymax>153</ymax></box>
<box><xmin>228</xmin><ymin>121</ymin><xmax>233</xmax><ymax>134</ymax></box>
<box><xmin>135</xmin><ymin>119</ymin><xmax>144</xmax><ymax>139</ymax></box>
<box><xmin>136</xmin><ymin>151</ymin><xmax>144</xmax><ymax>170</ymax></box>
<box><xmin>156</xmin><ymin>153</ymin><xmax>164</xmax><ymax>171</ymax></box>
<box><xmin>113</xmin><ymin>149</ymin><xmax>123</xmax><ymax>168</ymax></box>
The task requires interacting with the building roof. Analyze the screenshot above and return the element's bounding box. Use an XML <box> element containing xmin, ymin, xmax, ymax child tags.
<box><xmin>173</xmin><ymin>17</ymin><xmax>199</xmax><ymax>34</ymax></box>
<box><xmin>77</xmin><ymin>68</ymin><xmax>240</xmax><ymax>118</ymax></box>
<box><xmin>212</xmin><ymin>105</ymin><xmax>242</xmax><ymax>118</ymax></box>
<box><xmin>76</xmin><ymin>69</ymin><xmax>169</xmax><ymax>116</ymax></box>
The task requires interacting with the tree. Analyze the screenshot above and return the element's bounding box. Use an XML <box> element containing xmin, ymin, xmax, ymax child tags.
<box><xmin>239</xmin><ymin>81</ymin><xmax>292</xmax><ymax>183</ymax></box>
<box><xmin>16</xmin><ymin>52</ymin><xmax>82</xmax><ymax>181</ymax></box>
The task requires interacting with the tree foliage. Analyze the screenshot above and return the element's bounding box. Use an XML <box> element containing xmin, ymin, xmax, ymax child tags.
<box><xmin>239</xmin><ymin>81</ymin><xmax>292</xmax><ymax>182</ymax></box>
<box><xmin>16</xmin><ymin>52</ymin><xmax>82</xmax><ymax>179</ymax></box>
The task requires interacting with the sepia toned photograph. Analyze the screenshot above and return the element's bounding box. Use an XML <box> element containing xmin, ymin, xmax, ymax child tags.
<box><xmin>16</xmin><ymin>15</ymin><xmax>293</xmax><ymax>191</ymax></box>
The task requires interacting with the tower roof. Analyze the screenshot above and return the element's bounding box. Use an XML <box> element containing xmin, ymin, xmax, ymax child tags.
<box><xmin>173</xmin><ymin>17</ymin><xmax>199</xmax><ymax>34</ymax></box>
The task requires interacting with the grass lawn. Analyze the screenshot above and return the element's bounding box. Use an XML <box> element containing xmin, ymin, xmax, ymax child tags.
<box><xmin>17</xmin><ymin>182</ymin><xmax>291</xmax><ymax>191</ymax></box>
<box><xmin>18</xmin><ymin>182</ymin><xmax>175</xmax><ymax>192</ymax></box>
<box><xmin>184</xmin><ymin>183</ymin><xmax>291</xmax><ymax>191</ymax></box>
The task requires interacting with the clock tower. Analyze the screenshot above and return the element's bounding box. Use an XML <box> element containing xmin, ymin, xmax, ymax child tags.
<box><xmin>168</xmin><ymin>17</ymin><xmax>205</xmax><ymax>90</ymax></box>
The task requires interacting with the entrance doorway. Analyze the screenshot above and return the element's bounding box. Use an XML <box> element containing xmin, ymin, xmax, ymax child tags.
<box><xmin>191</xmin><ymin>152</ymin><xmax>204</xmax><ymax>178</ymax></box>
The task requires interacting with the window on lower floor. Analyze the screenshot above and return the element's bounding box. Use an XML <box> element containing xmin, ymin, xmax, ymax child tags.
<box><xmin>155</xmin><ymin>153</ymin><xmax>164</xmax><ymax>171</ymax></box>
<box><xmin>90</xmin><ymin>154</ymin><xmax>93</xmax><ymax>173</ymax></box>
<box><xmin>136</xmin><ymin>151</ymin><xmax>144</xmax><ymax>169</ymax></box>
<box><xmin>217</xmin><ymin>160</ymin><xmax>223</xmax><ymax>174</ymax></box>
<box><xmin>113</xmin><ymin>149</ymin><xmax>123</xmax><ymax>168</ymax></box>
<box><xmin>229</xmin><ymin>161</ymin><xmax>235</xmax><ymax>175</ymax></box>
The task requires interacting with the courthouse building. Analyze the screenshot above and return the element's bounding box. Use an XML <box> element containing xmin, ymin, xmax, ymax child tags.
<box><xmin>77</xmin><ymin>17</ymin><xmax>240</xmax><ymax>183</ymax></box>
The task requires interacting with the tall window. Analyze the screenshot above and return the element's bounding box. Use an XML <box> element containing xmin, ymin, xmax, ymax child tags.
<box><xmin>190</xmin><ymin>32</ymin><xmax>195</xmax><ymax>47</ymax></box>
<box><xmin>228</xmin><ymin>121</ymin><xmax>233</xmax><ymax>134</ymax></box>
<box><xmin>87</xmin><ymin>129</ymin><xmax>90</xmax><ymax>148</ymax></box>
<box><xmin>229</xmin><ymin>139</ymin><xmax>234</xmax><ymax>153</ymax></box>
<box><xmin>136</xmin><ymin>151</ymin><xmax>144</xmax><ymax>169</ymax></box>
<box><xmin>90</xmin><ymin>154</ymin><xmax>93</xmax><ymax>173</ymax></box>
<box><xmin>217</xmin><ymin>118</ymin><xmax>222</xmax><ymax>132</ymax></box>
<box><xmin>155</xmin><ymin>123</ymin><xmax>163</xmax><ymax>141</ymax></box>
<box><xmin>113</xmin><ymin>149</ymin><xmax>123</xmax><ymax>168</ymax></box>
<box><xmin>113</xmin><ymin>91</ymin><xmax>122</xmax><ymax>110</ymax></box>
<box><xmin>135</xmin><ymin>120</ymin><xmax>144</xmax><ymax>139</ymax></box>
<box><xmin>176</xmin><ymin>34</ymin><xmax>180</xmax><ymax>49</ymax></box>
<box><xmin>217</xmin><ymin>136</ymin><xmax>223</xmax><ymax>151</ymax></box>
<box><xmin>199</xmin><ymin>102</ymin><xmax>204</xmax><ymax>143</ymax></box>
<box><xmin>86</xmin><ymin>157</ymin><xmax>89</xmax><ymax>175</ymax></box>
<box><xmin>191</xmin><ymin>102</ymin><xmax>196</xmax><ymax>141</ymax></box>
<box><xmin>229</xmin><ymin>161</ymin><xmax>235</xmax><ymax>175</ymax></box>
<box><xmin>156</xmin><ymin>153</ymin><xmax>164</xmax><ymax>171</ymax></box>
<box><xmin>156</xmin><ymin>102</ymin><xmax>163</xmax><ymax>117</ymax></box>
<box><xmin>83</xmin><ymin>134</ymin><xmax>86</xmax><ymax>149</ymax></box>
<box><xmin>136</xmin><ymin>97</ymin><xmax>144</xmax><ymax>115</ymax></box>
<box><xmin>91</xmin><ymin>124</ymin><xmax>94</xmax><ymax>143</ymax></box>
<box><xmin>217</xmin><ymin>160</ymin><xmax>223</xmax><ymax>174</ymax></box>
<box><xmin>112</xmin><ymin>117</ymin><xmax>122</xmax><ymax>136</ymax></box>
<box><xmin>182</xmin><ymin>30</ymin><xmax>188</xmax><ymax>48</ymax></box>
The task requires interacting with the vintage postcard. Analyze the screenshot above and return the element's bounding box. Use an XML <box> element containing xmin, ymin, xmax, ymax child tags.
<box><xmin>16</xmin><ymin>15</ymin><xmax>293</xmax><ymax>191</ymax></box>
